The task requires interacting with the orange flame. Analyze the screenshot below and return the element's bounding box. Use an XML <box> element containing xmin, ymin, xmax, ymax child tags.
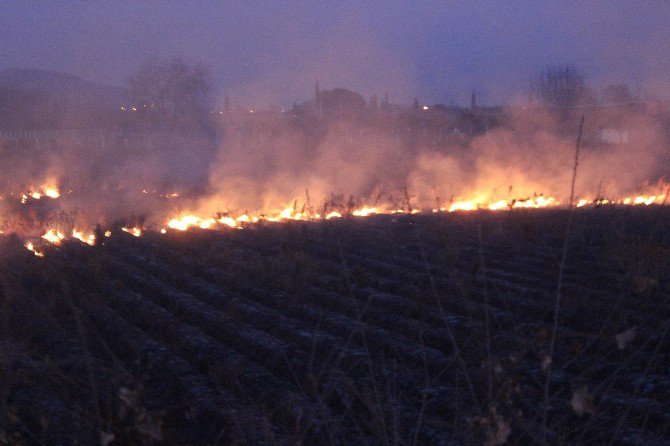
<box><xmin>121</xmin><ymin>227</ymin><xmax>142</xmax><ymax>237</ymax></box>
<box><xmin>24</xmin><ymin>242</ymin><xmax>44</xmax><ymax>257</ymax></box>
<box><xmin>72</xmin><ymin>229</ymin><xmax>96</xmax><ymax>246</ymax></box>
<box><xmin>41</xmin><ymin>229</ymin><xmax>66</xmax><ymax>245</ymax></box>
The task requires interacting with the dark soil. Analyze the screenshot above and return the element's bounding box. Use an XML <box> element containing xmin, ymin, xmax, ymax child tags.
<box><xmin>0</xmin><ymin>207</ymin><xmax>669</xmax><ymax>445</ymax></box>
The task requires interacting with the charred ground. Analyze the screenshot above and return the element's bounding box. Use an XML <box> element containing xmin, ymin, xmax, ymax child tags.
<box><xmin>0</xmin><ymin>208</ymin><xmax>669</xmax><ymax>445</ymax></box>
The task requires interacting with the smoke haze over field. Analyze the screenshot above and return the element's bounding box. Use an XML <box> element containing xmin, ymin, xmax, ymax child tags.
<box><xmin>0</xmin><ymin>70</ymin><xmax>669</xmax><ymax>234</ymax></box>
<box><xmin>0</xmin><ymin>3</ymin><xmax>669</xmax><ymax>237</ymax></box>
<box><xmin>191</xmin><ymin>106</ymin><xmax>669</xmax><ymax>220</ymax></box>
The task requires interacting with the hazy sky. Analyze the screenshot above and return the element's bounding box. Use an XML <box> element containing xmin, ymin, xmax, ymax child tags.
<box><xmin>1</xmin><ymin>1</ymin><xmax>669</xmax><ymax>106</ymax></box>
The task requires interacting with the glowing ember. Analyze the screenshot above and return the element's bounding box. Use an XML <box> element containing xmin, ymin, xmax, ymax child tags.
<box><xmin>325</xmin><ymin>211</ymin><xmax>342</xmax><ymax>219</ymax></box>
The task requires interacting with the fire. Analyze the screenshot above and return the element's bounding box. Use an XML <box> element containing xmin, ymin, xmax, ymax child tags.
<box><xmin>167</xmin><ymin>215</ymin><xmax>217</xmax><ymax>231</ymax></box>
<box><xmin>121</xmin><ymin>227</ymin><xmax>142</xmax><ymax>237</ymax></box>
<box><xmin>575</xmin><ymin>192</ymin><xmax>665</xmax><ymax>208</ymax></box>
<box><xmin>449</xmin><ymin>201</ymin><xmax>477</xmax><ymax>212</ymax></box>
<box><xmin>154</xmin><ymin>187</ymin><xmax>664</xmax><ymax>235</ymax></box>
<box><xmin>511</xmin><ymin>196</ymin><xmax>558</xmax><ymax>209</ymax></box>
<box><xmin>24</xmin><ymin>242</ymin><xmax>44</xmax><ymax>257</ymax></box>
<box><xmin>217</xmin><ymin>216</ymin><xmax>238</xmax><ymax>228</ymax></box>
<box><xmin>280</xmin><ymin>207</ymin><xmax>294</xmax><ymax>219</ymax></box>
<box><xmin>488</xmin><ymin>200</ymin><xmax>509</xmax><ymax>211</ymax></box>
<box><xmin>391</xmin><ymin>209</ymin><xmax>421</xmax><ymax>214</ymax></box>
<box><xmin>445</xmin><ymin>195</ymin><xmax>559</xmax><ymax>212</ymax></box>
<box><xmin>22</xmin><ymin>185</ymin><xmax>60</xmax><ymax>202</ymax></box>
<box><xmin>72</xmin><ymin>229</ymin><xmax>96</xmax><ymax>246</ymax></box>
<box><xmin>41</xmin><ymin>229</ymin><xmax>65</xmax><ymax>245</ymax></box>
<box><xmin>236</xmin><ymin>214</ymin><xmax>259</xmax><ymax>223</ymax></box>
<box><xmin>632</xmin><ymin>194</ymin><xmax>661</xmax><ymax>205</ymax></box>
<box><xmin>352</xmin><ymin>207</ymin><xmax>379</xmax><ymax>217</ymax></box>
<box><xmin>167</xmin><ymin>213</ymin><xmax>260</xmax><ymax>231</ymax></box>
<box><xmin>43</xmin><ymin>187</ymin><xmax>60</xmax><ymax>198</ymax></box>
<box><xmin>2</xmin><ymin>177</ymin><xmax>668</xmax><ymax>254</ymax></box>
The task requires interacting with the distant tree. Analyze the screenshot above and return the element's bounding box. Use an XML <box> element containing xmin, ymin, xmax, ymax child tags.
<box><xmin>317</xmin><ymin>88</ymin><xmax>366</xmax><ymax>120</ymax></box>
<box><xmin>532</xmin><ymin>65</ymin><xmax>593</xmax><ymax>113</ymax></box>
<box><xmin>126</xmin><ymin>58</ymin><xmax>211</xmax><ymax>126</ymax></box>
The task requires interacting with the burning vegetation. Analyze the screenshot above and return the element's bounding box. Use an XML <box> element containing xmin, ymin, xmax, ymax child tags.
<box><xmin>2</xmin><ymin>177</ymin><xmax>668</xmax><ymax>257</ymax></box>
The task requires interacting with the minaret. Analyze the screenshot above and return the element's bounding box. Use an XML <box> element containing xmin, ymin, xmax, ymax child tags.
<box><xmin>471</xmin><ymin>89</ymin><xmax>476</xmax><ymax>111</ymax></box>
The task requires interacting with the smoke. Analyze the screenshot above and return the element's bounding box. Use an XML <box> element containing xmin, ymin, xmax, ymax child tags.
<box><xmin>197</xmin><ymin>119</ymin><xmax>412</xmax><ymax>214</ymax></box>
<box><xmin>0</xmin><ymin>89</ymin><xmax>668</xmax><ymax>236</ymax></box>
<box><xmin>191</xmin><ymin>103</ymin><xmax>668</xmax><ymax>218</ymax></box>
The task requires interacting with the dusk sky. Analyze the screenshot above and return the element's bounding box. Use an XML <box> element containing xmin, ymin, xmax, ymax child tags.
<box><xmin>1</xmin><ymin>1</ymin><xmax>669</xmax><ymax>107</ymax></box>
